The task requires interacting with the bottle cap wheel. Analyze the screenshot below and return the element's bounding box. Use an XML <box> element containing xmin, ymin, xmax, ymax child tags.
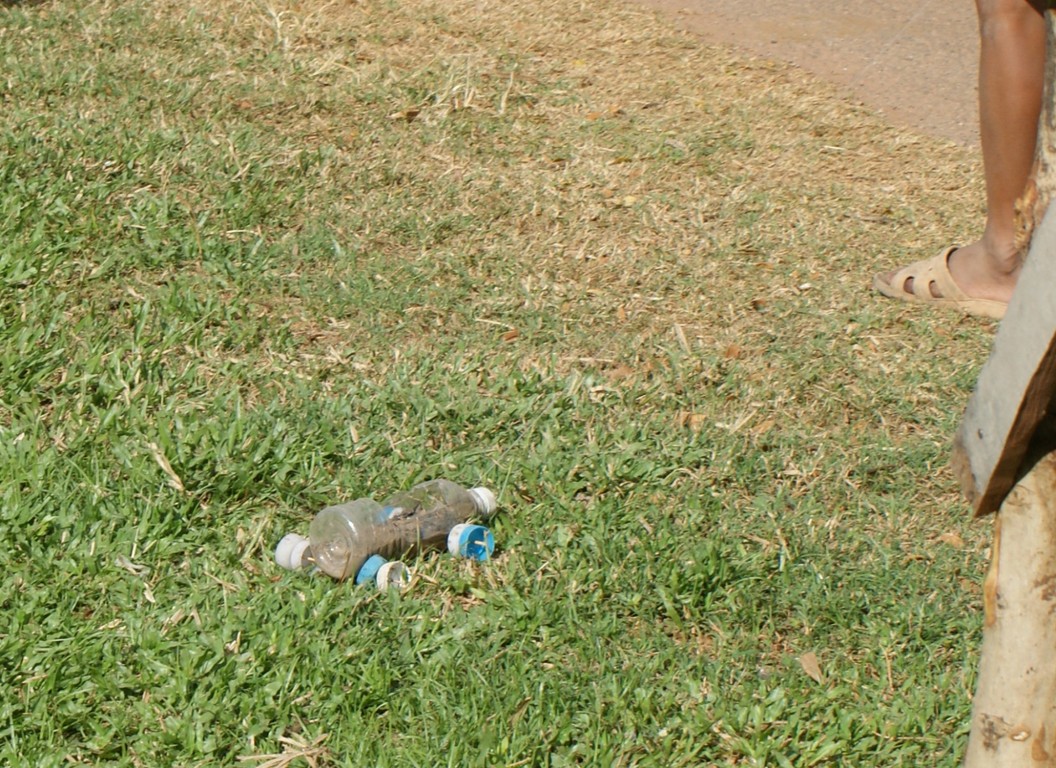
<box><xmin>275</xmin><ymin>533</ymin><xmax>310</xmax><ymax>570</ymax></box>
<box><xmin>376</xmin><ymin>561</ymin><xmax>411</xmax><ymax>590</ymax></box>
<box><xmin>447</xmin><ymin>523</ymin><xmax>495</xmax><ymax>561</ymax></box>
<box><xmin>355</xmin><ymin>554</ymin><xmax>388</xmax><ymax>586</ymax></box>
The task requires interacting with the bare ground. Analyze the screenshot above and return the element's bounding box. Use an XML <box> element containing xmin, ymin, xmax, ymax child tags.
<box><xmin>633</xmin><ymin>0</ymin><xmax>980</xmax><ymax>148</ymax></box>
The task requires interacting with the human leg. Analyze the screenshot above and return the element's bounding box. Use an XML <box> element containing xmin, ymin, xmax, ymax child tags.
<box><xmin>874</xmin><ymin>0</ymin><xmax>1045</xmax><ymax>312</ymax></box>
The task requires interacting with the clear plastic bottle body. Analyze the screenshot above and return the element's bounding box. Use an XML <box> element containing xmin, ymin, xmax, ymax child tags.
<box><xmin>378</xmin><ymin>479</ymin><xmax>490</xmax><ymax>555</ymax></box>
<box><xmin>308</xmin><ymin>498</ymin><xmax>386</xmax><ymax>581</ymax></box>
<box><xmin>306</xmin><ymin>481</ymin><xmax>495</xmax><ymax>581</ymax></box>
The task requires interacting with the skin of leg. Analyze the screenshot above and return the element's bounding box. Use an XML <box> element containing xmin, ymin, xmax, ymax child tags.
<box><xmin>886</xmin><ymin>0</ymin><xmax>1045</xmax><ymax>303</ymax></box>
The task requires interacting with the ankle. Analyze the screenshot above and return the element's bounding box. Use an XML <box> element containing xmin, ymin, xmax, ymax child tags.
<box><xmin>978</xmin><ymin>233</ymin><xmax>1022</xmax><ymax>275</ymax></box>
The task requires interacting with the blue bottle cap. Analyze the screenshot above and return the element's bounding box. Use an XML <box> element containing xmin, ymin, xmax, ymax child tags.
<box><xmin>447</xmin><ymin>524</ymin><xmax>495</xmax><ymax>561</ymax></box>
<box><xmin>355</xmin><ymin>554</ymin><xmax>387</xmax><ymax>586</ymax></box>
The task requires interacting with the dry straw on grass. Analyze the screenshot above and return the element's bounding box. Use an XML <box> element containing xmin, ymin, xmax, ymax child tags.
<box><xmin>37</xmin><ymin>0</ymin><xmax>991</xmax><ymax>516</ymax></box>
<box><xmin>71</xmin><ymin>0</ymin><xmax>986</xmax><ymax>333</ymax></box>
<box><xmin>238</xmin><ymin>732</ymin><xmax>330</xmax><ymax>768</ymax></box>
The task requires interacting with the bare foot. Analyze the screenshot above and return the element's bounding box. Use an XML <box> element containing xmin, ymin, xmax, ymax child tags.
<box><xmin>943</xmin><ymin>241</ymin><xmax>1020</xmax><ymax>303</ymax></box>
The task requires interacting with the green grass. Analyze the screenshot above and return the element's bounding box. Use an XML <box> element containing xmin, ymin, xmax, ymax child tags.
<box><xmin>1</xmin><ymin>0</ymin><xmax>994</xmax><ymax>765</ymax></box>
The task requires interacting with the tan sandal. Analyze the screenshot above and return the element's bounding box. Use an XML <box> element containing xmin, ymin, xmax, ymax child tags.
<box><xmin>872</xmin><ymin>246</ymin><xmax>1007</xmax><ymax>320</ymax></box>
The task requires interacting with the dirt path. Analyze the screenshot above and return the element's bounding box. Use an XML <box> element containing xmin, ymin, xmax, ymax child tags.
<box><xmin>635</xmin><ymin>0</ymin><xmax>980</xmax><ymax>148</ymax></box>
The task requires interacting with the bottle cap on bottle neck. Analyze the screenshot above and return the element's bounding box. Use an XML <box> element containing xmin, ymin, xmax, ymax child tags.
<box><xmin>468</xmin><ymin>487</ymin><xmax>498</xmax><ymax>517</ymax></box>
<box><xmin>275</xmin><ymin>533</ymin><xmax>311</xmax><ymax>570</ymax></box>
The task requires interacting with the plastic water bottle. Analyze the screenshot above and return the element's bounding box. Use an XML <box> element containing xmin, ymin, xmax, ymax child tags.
<box><xmin>377</xmin><ymin>479</ymin><xmax>497</xmax><ymax>561</ymax></box>
<box><xmin>281</xmin><ymin>480</ymin><xmax>497</xmax><ymax>581</ymax></box>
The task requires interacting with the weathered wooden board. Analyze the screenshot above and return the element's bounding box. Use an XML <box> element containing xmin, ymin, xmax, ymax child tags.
<box><xmin>962</xmin><ymin>451</ymin><xmax>1056</xmax><ymax>766</ymax></box>
<box><xmin>953</xmin><ymin>204</ymin><xmax>1056</xmax><ymax>517</ymax></box>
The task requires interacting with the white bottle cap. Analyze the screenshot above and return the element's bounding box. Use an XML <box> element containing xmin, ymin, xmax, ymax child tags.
<box><xmin>468</xmin><ymin>487</ymin><xmax>498</xmax><ymax>517</ymax></box>
<box><xmin>376</xmin><ymin>560</ymin><xmax>411</xmax><ymax>590</ymax></box>
<box><xmin>275</xmin><ymin>533</ymin><xmax>311</xmax><ymax>570</ymax></box>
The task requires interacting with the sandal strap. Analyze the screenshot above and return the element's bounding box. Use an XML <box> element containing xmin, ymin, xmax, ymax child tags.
<box><xmin>890</xmin><ymin>246</ymin><xmax>967</xmax><ymax>301</ymax></box>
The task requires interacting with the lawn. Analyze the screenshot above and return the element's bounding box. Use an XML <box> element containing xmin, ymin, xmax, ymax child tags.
<box><xmin>1</xmin><ymin>0</ymin><xmax>996</xmax><ymax>765</ymax></box>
